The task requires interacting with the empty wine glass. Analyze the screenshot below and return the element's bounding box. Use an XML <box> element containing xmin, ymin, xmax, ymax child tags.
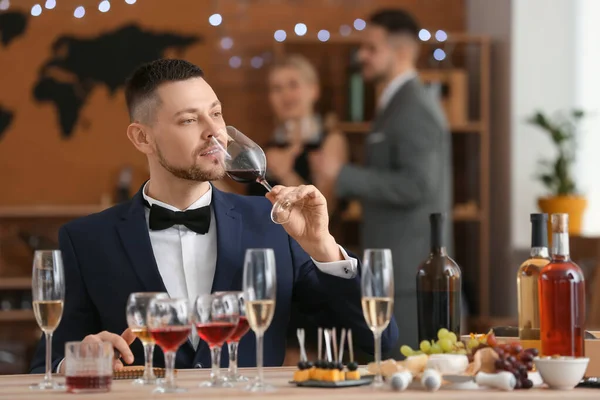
<box><xmin>243</xmin><ymin>249</ymin><xmax>277</xmax><ymax>392</ymax></box>
<box><xmin>210</xmin><ymin>125</ymin><xmax>304</xmax><ymax>224</ymax></box>
<box><xmin>361</xmin><ymin>249</ymin><xmax>394</xmax><ymax>389</ymax></box>
<box><xmin>30</xmin><ymin>250</ymin><xmax>65</xmax><ymax>391</ymax></box>
<box><xmin>193</xmin><ymin>292</ymin><xmax>239</xmax><ymax>388</ymax></box>
<box><xmin>126</xmin><ymin>292</ymin><xmax>169</xmax><ymax>385</ymax></box>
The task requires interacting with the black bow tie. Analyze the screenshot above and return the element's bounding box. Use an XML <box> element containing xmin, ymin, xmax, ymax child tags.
<box><xmin>145</xmin><ymin>201</ymin><xmax>211</xmax><ymax>234</ymax></box>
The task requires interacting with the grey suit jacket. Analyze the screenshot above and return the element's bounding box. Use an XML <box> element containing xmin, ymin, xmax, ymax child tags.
<box><xmin>336</xmin><ymin>77</ymin><xmax>453</xmax><ymax>353</ymax></box>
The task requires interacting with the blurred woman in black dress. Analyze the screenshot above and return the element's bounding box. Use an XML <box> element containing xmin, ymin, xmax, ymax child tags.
<box><xmin>248</xmin><ymin>54</ymin><xmax>348</xmax><ymax>216</ymax></box>
<box><xmin>251</xmin><ymin>54</ymin><xmax>349</xmax><ymax>365</ymax></box>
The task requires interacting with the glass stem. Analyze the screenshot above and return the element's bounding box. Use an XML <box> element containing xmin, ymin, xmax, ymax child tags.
<box><xmin>256</xmin><ymin>334</ymin><xmax>264</xmax><ymax>385</ymax></box>
<box><xmin>44</xmin><ymin>332</ymin><xmax>52</xmax><ymax>383</ymax></box>
<box><xmin>374</xmin><ymin>332</ymin><xmax>382</xmax><ymax>386</ymax></box>
<box><xmin>211</xmin><ymin>346</ymin><xmax>222</xmax><ymax>383</ymax></box>
<box><xmin>257</xmin><ymin>178</ymin><xmax>273</xmax><ymax>192</ymax></box>
<box><xmin>164</xmin><ymin>351</ymin><xmax>176</xmax><ymax>388</ymax></box>
<box><xmin>228</xmin><ymin>341</ymin><xmax>238</xmax><ymax>377</ymax></box>
<box><xmin>143</xmin><ymin>343</ymin><xmax>155</xmax><ymax>380</ymax></box>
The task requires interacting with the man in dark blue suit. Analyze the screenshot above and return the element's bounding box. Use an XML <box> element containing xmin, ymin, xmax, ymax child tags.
<box><xmin>30</xmin><ymin>59</ymin><xmax>398</xmax><ymax>374</ymax></box>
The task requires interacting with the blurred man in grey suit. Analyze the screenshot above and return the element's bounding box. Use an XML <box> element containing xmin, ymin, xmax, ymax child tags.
<box><xmin>313</xmin><ymin>9</ymin><xmax>453</xmax><ymax>358</ymax></box>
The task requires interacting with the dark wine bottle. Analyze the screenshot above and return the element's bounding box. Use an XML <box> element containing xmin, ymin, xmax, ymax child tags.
<box><xmin>416</xmin><ymin>213</ymin><xmax>462</xmax><ymax>343</ymax></box>
<box><xmin>347</xmin><ymin>47</ymin><xmax>364</xmax><ymax>122</ymax></box>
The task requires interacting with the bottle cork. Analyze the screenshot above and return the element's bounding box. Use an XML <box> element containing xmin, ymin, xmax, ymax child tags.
<box><xmin>551</xmin><ymin>213</ymin><xmax>569</xmax><ymax>234</ymax></box>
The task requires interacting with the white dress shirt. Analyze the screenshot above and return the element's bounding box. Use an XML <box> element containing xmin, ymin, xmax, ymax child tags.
<box><xmin>142</xmin><ymin>182</ymin><xmax>358</xmax><ymax>348</ymax></box>
<box><xmin>378</xmin><ymin>69</ymin><xmax>418</xmax><ymax>112</ymax></box>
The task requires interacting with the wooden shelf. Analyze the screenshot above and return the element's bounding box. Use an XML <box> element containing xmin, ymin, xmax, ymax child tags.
<box><xmin>0</xmin><ymin>277</ymin><xmax>30</xmax><ymax>290</ymax></box>
<box><xmin>0</xmin><ymin>310</ymin><xmax>35</xmax><ymax>322</ymax></box>
<box><xmin>341</xmin><ymin>201</ymin><xmax>481</xmax><ymax>222</ymax></box>
<box><xmin>337</xmin><ymin>121</ymin><xmax>483</xmax><ymax>134</ymax></box>
<box><xmin>0</xmin><ymin>205</ymin><xmax>107</xmax><ymax>218</ymax></box>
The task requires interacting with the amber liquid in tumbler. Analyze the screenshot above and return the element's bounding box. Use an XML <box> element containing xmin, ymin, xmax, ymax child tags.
<box><xmin>539</xmin><ymin>214</ymin><xmax>586</xmax><ymax>357</ymax></box>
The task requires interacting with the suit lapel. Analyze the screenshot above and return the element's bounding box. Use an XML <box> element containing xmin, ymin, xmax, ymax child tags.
<box><xmin>210</xmin><ymin>186</ymin><xmax>244</xmax><ymax>293</ymax></box>
<box><xmin>373</xmin><ymin>76</ymin><xmax>417</xmax><ymax>131</ymax></box>
<box><xmin>116</xmin><ymin>189</ymin><xmax>167</xmax><ymax>293</ymax></box>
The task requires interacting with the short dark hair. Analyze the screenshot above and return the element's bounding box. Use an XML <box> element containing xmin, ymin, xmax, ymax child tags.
<box><xmin>369</xmin><ymin>9</ymin><xmax>420</xmax><ymax>39</ymax></box>
<box><xmin>124</xmin><ymin>58</ymin><xmax>204</xmax><ymax>122</ymax></box>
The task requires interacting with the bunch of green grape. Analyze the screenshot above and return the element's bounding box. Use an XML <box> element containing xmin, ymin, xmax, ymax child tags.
<box><xmin>400</xmin><ymin>329</ymin><xmax>467</xmax><ymax>357</ymax></box>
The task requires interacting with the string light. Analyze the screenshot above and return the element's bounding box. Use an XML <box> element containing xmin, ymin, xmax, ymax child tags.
<box><xmin>353</xmin><ymin>18</ymin><xmax>366</xmax><ymax>31</ymax></box>
<box><xmin>209</xmin><ymin>13</ymin><xmax>222</xmax><ymax>26</ymax></box>
<box><xmin>274</xmin><ymin>30</ymin><xmax>286</xmax><ymax>42</ymax></box>
<box><xmin>98</xmin><ymin>0</ymin><xmax>110</xmax><ymax>12</ymax></box>
<box><xmin>125</xmin><ymin>0</ymin><xmax>136</xmax><ymax>3</ymax></box>
<box><xmin>419</xmin><ymin>29</ymin><xmax>431</xmax><ymax>41</ymax></box>
<box><xmin>317</xmin><ymin>29</ymin><xmax>330</xmax><ymax>42</ymax></box>
<box><xmin>251</xmin><ymin>56</ymin><xmax>263</xmax><ymax>69</ymax></box>
<box><xmin>0</xmin><ymin>0</ymin><xmax>9</xmax><ymax>11</ymax></box>
<box><xmin>31</xmin><ymin>4</ymin><xmax>42</xmax><ymax>16</ymax></box>
<box><xmin>74</xmin><ymin>5</ymin><xmax>85</xmax><ymax>18</ymax></box>
<box><xmin>229</xmin><ymin>56</ymin><xmax>242</xmax><ymax>69</ymax></box>
<box><xmin>435</xmin><ymin>30</ymin><xmax>448</xmax><ymax>42</ymax></box>
<box><xmin>220</xmin><ymin>37</ymin><xmax>233</xmax><ymax>50</ymax></box>
<box><xmin>433</xmin><ymin>48</ymin><xmax>446</xmax><ymax>61</ymax></box>
<box><xmin>45</xmin><ymin>0</ymin><xmax>56</xmax><ymax>9</ymax></box>
<box><xmin>340</xmin><ymin>25</ymin><xmax>351</xmax><ymax>36</ymax></box>
<box><xmin>294</xmin><ymin>23</ymin><xmax>307</xmax><ymax>36</ymax></box>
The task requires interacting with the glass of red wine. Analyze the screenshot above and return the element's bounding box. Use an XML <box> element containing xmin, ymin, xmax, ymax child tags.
<box><xmin>147</xmin><ymin>297</ymin><xmax>191</xmax><ymax>394</ymax></box>
<box><xmin>194</xmin><ymin>292</ymin><xmax>240</xmax><ymax>388</ymax></box>
<box><xmin>226</xmin><ymin>291</ymin><xmax>251</xmax><ymax>382</ymax></box>
<box><xmin>211</xmin><ymin>126</ymin><xmax>304</xmax><ymax>224</ymax></box>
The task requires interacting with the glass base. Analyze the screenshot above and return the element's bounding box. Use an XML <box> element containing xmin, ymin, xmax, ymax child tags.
<box><xmin>153</xmin><ymin>385</ymin><xmax>187</xmax><ymax>394</ymax></box>
<box><xmin>29</xmin><ymin>381</ymin><xmax>64</xmax><ymax>391</ymax></box>
<box><xmin>245</xmin><ymin>381</ymin><xmax>276</xmax><ymax>392</ymax></box>
<box><xmin>200</xmin><ymin>376</ymin><xmax>233</xmax><ymax>388</ymax></box>
<box><xmin>228</xmin><ymin>373</ymin><xmax>249</xmax><ymax>382</ymax></box>
<box><xmin>132</xmin><ymin>376</ymin><xmax>158</xmax><ymax>385</ymax></box>
<box><xmin>271</xmin><ymin>197</ymin><xmax>304</xmax><ymax>225</ymax></box>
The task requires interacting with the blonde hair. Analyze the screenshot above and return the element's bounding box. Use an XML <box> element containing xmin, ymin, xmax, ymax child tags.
<box><xmin>270</xmin><ymin>54</ymin><xmax>319</xmax><ymax>86</ymax></box>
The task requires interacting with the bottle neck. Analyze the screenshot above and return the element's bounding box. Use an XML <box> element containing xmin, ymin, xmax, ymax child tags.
<box><xmin>530</xmin><ymin>246</ymin><xmax>549</xmax><ymax>259</ymax></box>
<box><xmin>551</xmin><ymin>232</ymin><xmax>570</xmax><ymax>259</ymax></box>
<box><xmin>431</xmin><ymin>246</ymin><xmax>447</xmax><ymax>256</ymax></box>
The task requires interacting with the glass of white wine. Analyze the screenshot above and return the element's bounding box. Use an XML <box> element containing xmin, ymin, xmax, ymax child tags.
<box><xmin>31</xmin><ymin>250</ymin><xmax>65</xmax><ymax>390</ymax></box>
<box><xmin>126</xmin><ymin>292</ymin><xmax>169</xmax><ymax>385</ymax></box>
<box><xmin>242</xmin><ymin>249</ymin><xmax>276</xmax><ymax>392</ymax></box>
<box><xmin>361</xmin><ymin>249</ymin><xmax>394</xmax><ymax>388</ymax></box>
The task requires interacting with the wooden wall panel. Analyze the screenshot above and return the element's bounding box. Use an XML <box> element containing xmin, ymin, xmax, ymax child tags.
<box><xmin>0</xmin><ymin>0</ymin><xmax>464</xmax><ymax>205</ymax></box>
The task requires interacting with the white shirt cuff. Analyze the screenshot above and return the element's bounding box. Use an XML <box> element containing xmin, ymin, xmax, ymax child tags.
<box><xmin>311</xmin><ymin>245</ymin><xmax>357</xmax><ymax>279</ymax></box>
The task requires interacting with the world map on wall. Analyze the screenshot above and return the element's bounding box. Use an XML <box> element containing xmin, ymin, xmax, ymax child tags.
<box><xmin>0</xmin><ymin>10</ymin><xmax>201</xmax><ymax>140</ymax></box>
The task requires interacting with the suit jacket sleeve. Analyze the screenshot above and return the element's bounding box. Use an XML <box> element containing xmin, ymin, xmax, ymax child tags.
<box><xmin>29</xmin><ymin>226</ymin><xmax>102</xmax><ymax>373</ymax></box>
<box><xmin>289</xmin><ymin>236</ymin><xmax>399</xmax><ymax>356</ymax></box>
<box><xmin>336</xmin><ymin>105</ymin><xmax>444</xmax><ymax>207</ymax></box>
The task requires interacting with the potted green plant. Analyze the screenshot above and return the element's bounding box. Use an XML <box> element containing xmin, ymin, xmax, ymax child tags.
<box><xmin>527</xmin><ymin>109</ymin><xmax>587</xmax><ymax>235</ymax></box>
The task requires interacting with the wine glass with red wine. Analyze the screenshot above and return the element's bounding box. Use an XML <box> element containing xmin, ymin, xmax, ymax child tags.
<box><xmin>194</xmin><ymin>292</ymin><xmax>240</xmax><ymax>388</ymax></box>
<box><xmin>211</xmin><ymin>126</ymin><xmax>304</xmax><ymax>224</ymax></box>
<box><xmin>147</xmin><ymin>298</ymin><xmax>191</xmax><ymax>394</ymax></box>
<box><xmin>226</xmin><ymin>291</ymin><xmax>250</xmax><ymax>382</ymax></box>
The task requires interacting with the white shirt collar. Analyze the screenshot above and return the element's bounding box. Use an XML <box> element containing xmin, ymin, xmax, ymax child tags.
<box><xmin>378</xmin><ymin>69</ymin><xmax>418</xmax><ymax>111</ymax></box>
<box><xmin>142</xmin><ymin>181</ymin><xmax>212</xmax><ymax>212</ymax></box>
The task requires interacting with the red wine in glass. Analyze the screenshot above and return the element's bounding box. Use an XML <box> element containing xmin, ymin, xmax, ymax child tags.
<box><xmin>227</xmin><ymin>169</ymin><xmax>266</xmax><ymax>184</ymax></box>
<box><xmin>196</xmin><ymin>321</ymin><xmax>237</xmax><ymax>347</ymax></box>
<box><xmin>229</xmin><ymin>316</ymin><xmax>250</xmax><ymax>342</ymax></box>
<box><xmin>150</xmin><ymin>326</ymin><xmax>191</xmax><ymax>352</ymax></box>
<box><xmin>66</xmin><ymin>376</ymin><xmax>112</xmax><ymax>393</ymax></box>
<box><xmin>213</xmin><ymin>126</ymin><xmax>303</xmax><ymax>224</ymax></box>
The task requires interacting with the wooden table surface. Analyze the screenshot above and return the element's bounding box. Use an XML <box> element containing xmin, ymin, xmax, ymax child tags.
<box><xmin>0</xmin><ymin>367</ymin><xmax>598</xmax><ymax>399</ymax></box>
